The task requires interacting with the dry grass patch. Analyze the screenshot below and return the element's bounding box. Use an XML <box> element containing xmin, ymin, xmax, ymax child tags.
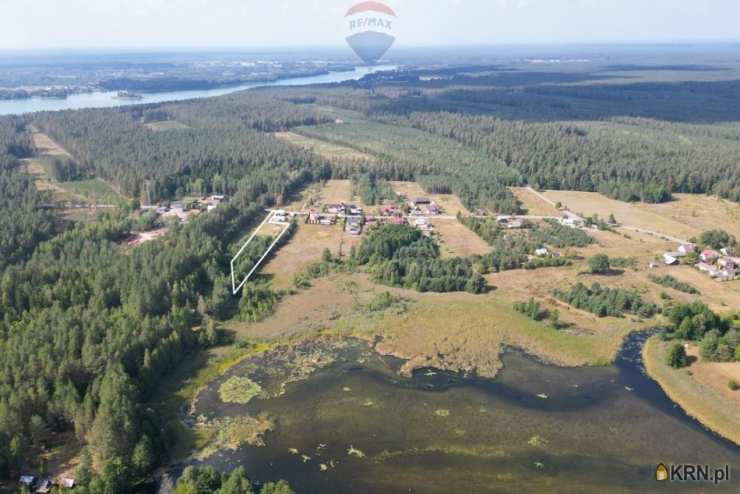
<box><xmin>636</xmin><ymin>193</ymin><xmax>740</xmax><ymax>240</ymax></box>
<box><xmin>509</xmin><ymin>187</ymin><xmax>560</xmax><ymax>216</ymax></box>
<box><xmin>31</xmin><ymin>130</ymin><xmax>72</xmax><ymax>157</ymax></box>
<box><xmin>261</xmin><ymin>223</ymin><xmax>360</xmax><ymax>290</ymax></box>
<box><xmin>228</xmin><ymin>275</ymin><xmax>366</xmax><ymax>340</ymax></box>
<box><xmin>649</xmin><ymin>266</ymin><xmax>740</xmax><ymax>312</ymax></box>
<box><xmin>433</xmin><ymin>220</ymin><xmax>490</xmax><ymax>257</ymax></box>
<box><xmin>238</xmin><ymin>269</ymin><xmax>645</xmax><ymax>378</ymax></box>
<box><xmin>542</xmin><ymin>190</ymin><xmax>697</xmax><ymax>240</ymax></box>
<box><xmin>145</xmin><ymin>120</ymin><xmax>190</xmax><ymax>131</ymax></box>
<box><xmin>644</xmin><ymin>338</ymin><xmax>740</xmax><ymax>445</ymax></box>
<box><xmin>320</xmin><ymin>179</ymin><xmax>356</xmax><ymax>204</ymax></box>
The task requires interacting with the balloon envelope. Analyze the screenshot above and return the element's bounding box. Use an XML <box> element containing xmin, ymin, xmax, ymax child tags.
<box><xmin>346</xmin><ymin>32</ymin><xmax>395</xmax><ymax>65</ymax></box>
<box><xmin>345</xmin><ymin>1</ymin><xmax>396</xmax><ymax>65</ymax></box>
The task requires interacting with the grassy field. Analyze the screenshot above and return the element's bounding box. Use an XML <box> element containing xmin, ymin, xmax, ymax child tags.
<box><xmin>231</xmin><ymin>271</ymin><xmax>647</xmax><ymax>379</ymax></box>
<box><xmin>22</xmin><ymin>129</ymin><xmax>127</xmax><ymax>206</ymax></box>
<box><xmin>644</xmin><ymin>337</ymin><xmax>740</xmax><ymax>445</ymax></box>
<box><xmin>296</xmin><ymin>119</ymin><xmax>508</xmax><ymax>180</ymax></box>
<box><xmin>542</xmin><ymin>190</ymin><xmax>740</xmax><ymax>241</ymax></box>
<box><xmin>58</xmin><ymin>178</ymin><xmax>126</xmax><ymax>205</ymax></box>
<box><xmin>509</xmin><ymin>187</ymin><xmax>561</xmax><ymax>216</ymax></box>
<box><xmin>432</xmin><ymin>220</ymin><xmax>491</xmax><ymax>257</ymax></box>
<box><xmin>145</xmin><ymin>120</ymin><xmax>190</xmax><ymax>131</ymax></box>
<box><xmin>637</xmin><ymin>193</ymin><xmax>740</xmax><ymax>240</ymax></box>
<box><xmin>275</xmin><ymin>131</ymin><xmax>376</xmax><ymax>162</ymax></box>
<box><xmin>261</xmin><ymin>222</ymin><xmax>361</xmax><ymax>290</ymax></box>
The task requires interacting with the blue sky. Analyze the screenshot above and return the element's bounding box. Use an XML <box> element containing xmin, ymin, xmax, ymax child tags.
<box><xmin>1</xmin><ymin>0</ymin><xmax>739</xmax><ymax>50</ymax></box>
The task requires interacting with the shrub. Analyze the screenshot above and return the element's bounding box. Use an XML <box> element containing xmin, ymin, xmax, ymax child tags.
<box><xmin>666</xmin><ymin>342</ymin><xmax>689</xmax><ymax>369</ymax></box>
<box><xmin>588</xmin><ymin>254</ymin><xmax>611</xmax><ymax>274</ymax></box>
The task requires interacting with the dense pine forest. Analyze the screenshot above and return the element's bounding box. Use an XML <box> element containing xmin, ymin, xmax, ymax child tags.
<box><xmin>31</xmin><ymin>96</ymin><xmax>333</xmax><ymax>204</ymax></box>
<box><xmin>282</xmin><ymin>67</ymin><xmax>740</xmax><ymax>204</ymax></box>
<box><xmin>0</xmin><ymin>108</ymin><xmax>327</xmax><ymax>491</ymax></box>
<box><xmin>0</xmin><ymin>119</ymin><xmax>57</xmax><ymax>271</ymax></box>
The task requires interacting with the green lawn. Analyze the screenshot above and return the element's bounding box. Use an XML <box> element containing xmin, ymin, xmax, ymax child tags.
<box><xmin>59</xmin><ymin>178</ymin><xmax>126</xmax><ymax>205</ymax></box>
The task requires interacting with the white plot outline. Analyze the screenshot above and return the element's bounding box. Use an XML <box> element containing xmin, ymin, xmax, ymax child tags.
<box><xmin>230</xmin><ymin>212</ymin><xmax>291</xmax><ymax>295</ymax></box>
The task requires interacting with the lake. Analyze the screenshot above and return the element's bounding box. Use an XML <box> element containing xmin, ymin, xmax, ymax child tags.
<box><xmin>188</xmin><ymin>333</ymin><xmax>740</xmax><ymax>493</ymax></box>
<box><xmin>0</xmin><ymin>65</ymin><xmax>395</xmax><ymax>116</ymax></box>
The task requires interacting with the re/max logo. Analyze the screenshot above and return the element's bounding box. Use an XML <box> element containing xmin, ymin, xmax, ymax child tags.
<box><xmin>661</xmin><ymin>464</ymin><xmax>731</xmax><ymax>485</ymax></box>
<box><xmin>349</xmin><ymin>18</ymin><xmax>392</xmax><ymax>30</ymax></box>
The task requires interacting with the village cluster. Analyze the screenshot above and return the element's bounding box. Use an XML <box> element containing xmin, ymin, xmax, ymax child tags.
<box><xmin>663</xmin><ymin>243</ymin><xmax>738</xmax><ymax>281</ymax></box>
<box><xmin>141</xmin><ymin>194</ymin><xmax>228</xmax><ymax>222</ymax></box>
<box><xmin>18</xmin><ymin>474</ymin><xmax>75</xmax><ymax>493</ymax></box>
<box><xmin>270</xmin><ymin>196</ymin><xmax>447</xmax><ymax>237</ymax></box>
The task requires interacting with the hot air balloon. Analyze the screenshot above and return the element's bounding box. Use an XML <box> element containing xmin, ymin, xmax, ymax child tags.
<box><xmin>344</xmin><ymin>1</ymin><xmax>396</xmax><ymax>65</ymax></box>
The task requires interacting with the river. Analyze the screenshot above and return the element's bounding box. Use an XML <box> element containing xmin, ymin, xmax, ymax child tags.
<box><xmin>187</xmin><ymin>333</ymin><xmax>739</xmax><ymax>493</ymax></box>
<box><xmin>0</xmin><ymin>65</ymin><xmax>395</xmax><ymax>116</ymax></box>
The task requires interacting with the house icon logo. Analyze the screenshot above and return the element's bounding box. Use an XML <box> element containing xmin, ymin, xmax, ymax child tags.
<box><xmin>656</xmin><ymin>463</ymin><xmax>669</xmax><ymax>481</ymax></box>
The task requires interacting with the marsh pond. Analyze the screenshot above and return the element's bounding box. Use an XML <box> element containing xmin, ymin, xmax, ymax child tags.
<box><xmin>181</xmin><ymin>333</ymin><xmax>739</xmax><ymax>493</ymax></box>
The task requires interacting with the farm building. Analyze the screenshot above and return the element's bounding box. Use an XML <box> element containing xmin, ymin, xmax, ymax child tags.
<box><xmin>271</xmin><ymin>210</ymin><xmax>290</xmax><ymax>224</ymax></box>
<box><xmin>700</xmin><ymin>249</ymin><xmax>720</xmax><ymax>262</ymax></box>
<box><xmin>326</xmin><ymin>203</ymin><xmax>346</xmax><ymax>214</ymax></box>
<box><xmin>346</xmin><ymin>217</ymin><xmax>363</xmax><ymax>235</ymax></box>
<box><xmin>414</xmin><ymin>197</ymin><xmax>432</xmax><ymax>205</ymax></box>
<box><xmin>19</xmin><ymin>476</ymin><xmax>35</xmax><ymax>487</ymax></box>
<box><xmin>308</xmin><ymin>211</ymin><xmax>337</xmax><ymax>226</ymax></box>
<box><xmin>560</xmin><ymin>217</ymin><xmax>584</xmax><ymax>228</ymax></box>
<box><xmin>663</xmin><ymin>253</ymin><xmax>680</xmax><ymax>266</ymax></box>
<box><xmin>498</xmin><ymin>216</ymin><xmax>525</xmax><ymax>229</ymax></box>
<box><xmin>678</xmin><ymin>243</ymin><xmax>696</xmax><ymax>254</ymax></box>
<box><xmin>718</xmin><ymin>258</ymin><xmax>736</xmax><ymax>270</ymax></box>
<box><xmin>535</xmin><ymin>248</ymin><xmax>549</xmax><ymax>257</ymax></box>
<box><xmin>36</xmin><ymin>479</ymin><xmax>52</xmax><ymax>493</ymax></box>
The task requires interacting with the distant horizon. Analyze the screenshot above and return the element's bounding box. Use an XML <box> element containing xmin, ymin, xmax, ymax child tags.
<box><xmin>1</xmin><ymin>40</ymin><xmax>740</xmax><ymax>61</ymax></box>
<box><xmin>2</xmin><ymin>39</ymin><xmax>740</xmax><ymax>53</ymax></box>
<box><xmin>5</xmin><ymin>1</ymin><xmax>740</xmax><ymax>51</ymax></box>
